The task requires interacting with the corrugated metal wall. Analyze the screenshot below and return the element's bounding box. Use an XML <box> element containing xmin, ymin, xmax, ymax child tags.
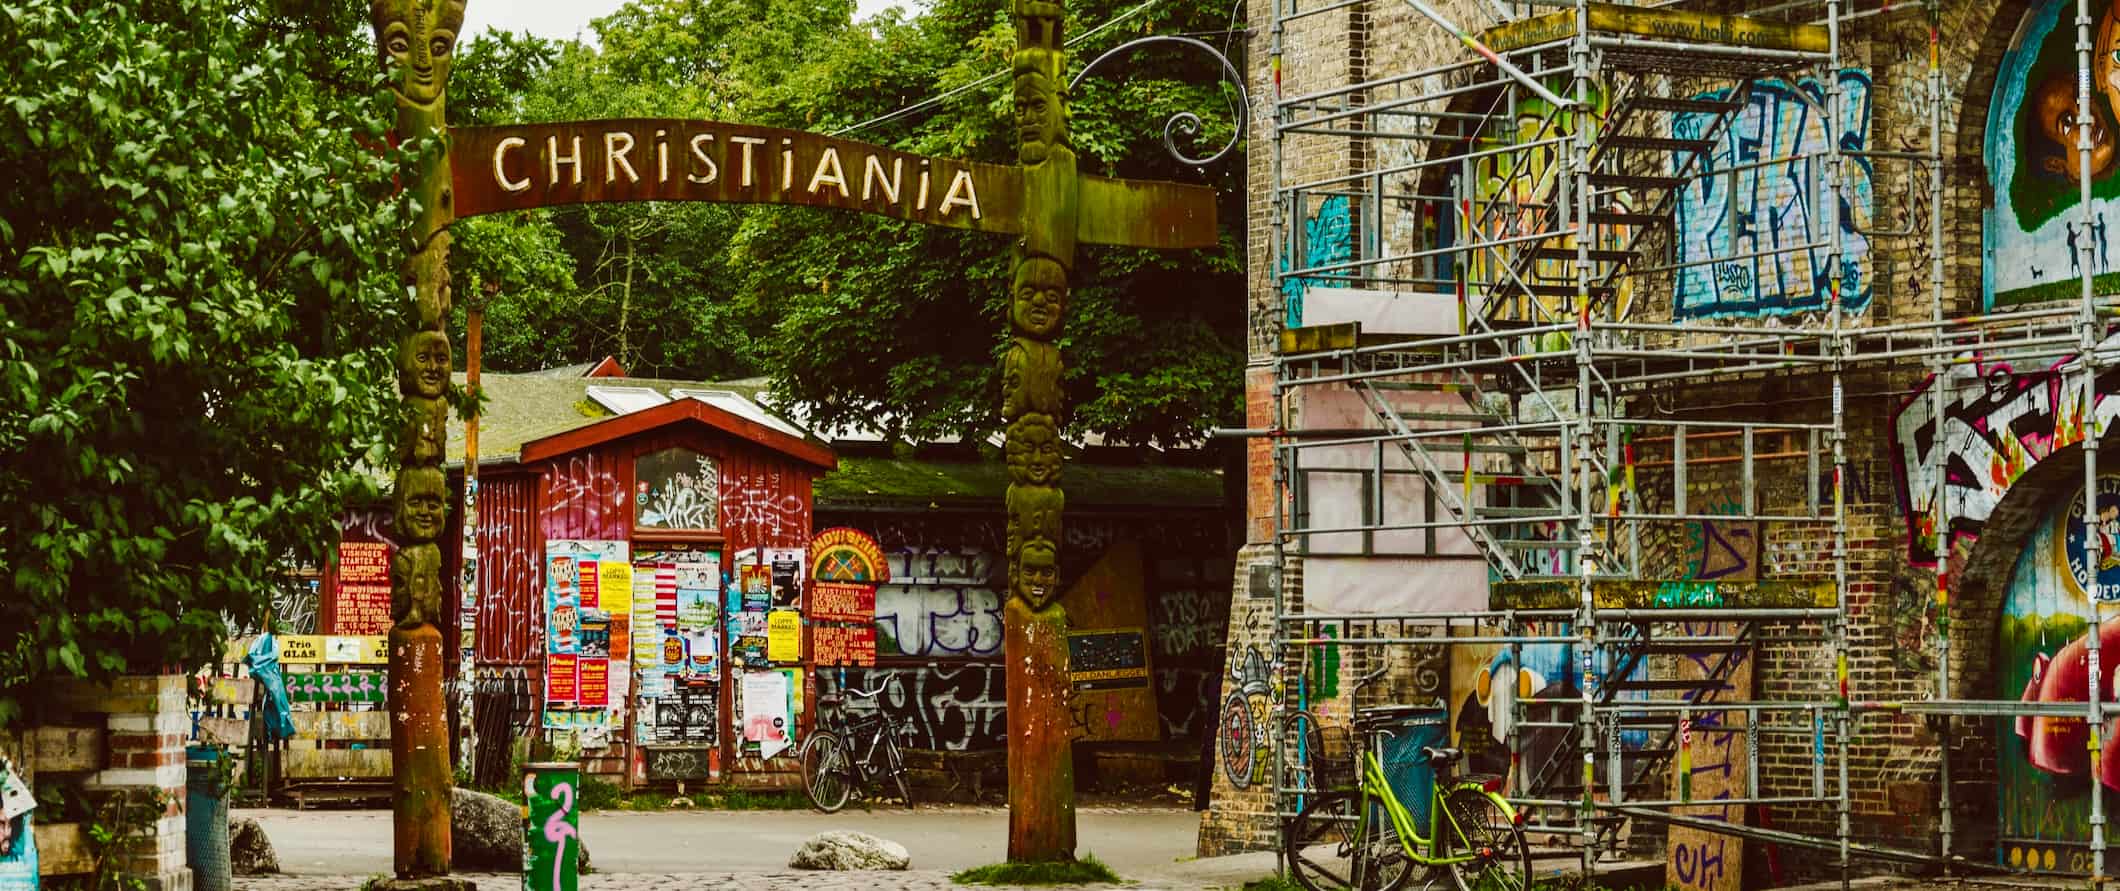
<box><xmin>475</xmin><ymin>472</ymin><xmax>544</xmax><ymax>664</ymax></box>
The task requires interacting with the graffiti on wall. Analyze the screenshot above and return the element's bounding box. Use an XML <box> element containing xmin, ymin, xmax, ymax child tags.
<box><xmin>1671</xmin><ymin>71</ymin><xmax>1874</xmax><ymax>319</ymax></box>
<box><xmin>1218</xmin><ymin>647</ymin><xmax>1279</xmax><ymax>789</ymax></box>
<box><xmin>1998</xmin><ymin>476</ymin><xmax>2120</xmax><ymax>867</ymax></box>
<box><xmin>818</xmin><ymin>664</ymin><xmax>1007</xmax><ymax>751</ymax></box>
<box><xmin>1891</xmin><ymin>355</ymin><xmax>2120</xmax><ymax>563</ymax></box>
<box><xmin>1281</xmin><ymin>195</ymin><xmax>1352</xmax><ymax>328</ymax></box>
<box><xmin>1666</xmin><ymin>621</ymin><xmax>1754</xmax><ymax>891</ymax></box>
<box><xmin>1985</xmin><ymin>0</ymin><xmax>2120</xmax><ymax>308</ymax></box>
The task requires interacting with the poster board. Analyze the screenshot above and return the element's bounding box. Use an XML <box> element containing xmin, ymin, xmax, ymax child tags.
<box><xmin>1666</xmin><ymin>629</ymin><xmax>1755</xmax><ymax>891</ymax></box>
<box><xmin>333</xmin><ymin>540</ymin><xmax>392</xmax><ymax>634</ymax></box>
<box><xmin>545</xmin><ymin>540</ymin><xmax>628</xmax><ymax>740</ymax></box>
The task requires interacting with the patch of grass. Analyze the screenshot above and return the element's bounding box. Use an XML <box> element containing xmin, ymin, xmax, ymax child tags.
<box><xmin>701</xmin><ymin>790</ymin><xmax>810</xmax><ymax>810</ymax></box>
<box><xmin>952</xmin><ymin>854</ymin><xmax>1124</xmax><ymax>886</ymax></box>
<box><xmin>623</xmin><ymin>791</ymin><xmax>672</xmax><ymax>811</ymax></box>
<box><xmin>1237</xmin><ymin>876</ymin><xmax>1303</xmax><ymax>891</ymax></box>
<box><xmin>577</xmin><ymin>778</ymin><xmax>624</xmax><ymax>811</ymax></box>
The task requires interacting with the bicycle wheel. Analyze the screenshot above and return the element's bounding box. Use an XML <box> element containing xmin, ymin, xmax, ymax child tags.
<box><xmin>1284</xmin><ymin>789</ymin><xmax>1415</xmax><ymax>891</ymax></box>
<box><xmin>1438</xmin><ymin>787</ymin><xmax>1531</xmax><ymax>891</ymax></box>
<box><xmin>800</xmin><ymin>731</ymin><xmax>854</xmax><ymax>813</ymax></box>
<box><xmin>880</xmin><ymin>734</ymin><xmax>915</xmax><ymax>806</ymax></box>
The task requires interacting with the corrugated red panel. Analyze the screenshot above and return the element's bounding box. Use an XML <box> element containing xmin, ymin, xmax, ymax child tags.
<box><xmin>476</xmin><ymin>473</ymin><xmax>544</xmax><ymax>664</ymax></box>
<box><xmin>716</xmin><ymin>447</ymin><xmax>815</xmax><ymax>551</ymax></box>
<box><xmin>539</xmin><ymin>449</ymin><xmax>630</xmax><ymax>541</ymax></box>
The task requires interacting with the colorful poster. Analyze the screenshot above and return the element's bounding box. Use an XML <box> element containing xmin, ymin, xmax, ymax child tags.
<box><xmin>768</xmin><ymin>548</ymin><xmax>804</xmax><ymax>610</ymax></box>
<box><xmin>598</xmin><ymin>561</ymin><xmax>633</xmax><ymax>613</ymax></box>
<box><xmin>737</xmin><ymin>564</ymin><xmax>771</xmax><ymax>612</ymax></box>
<box><xmin>682</xmin><ymin>627</ymin><xmax>719</xmax><ymax>679</ymax></box>
<box><xmin>546</xmin><ymin>653</ymin><xmax>578</xmax><ymax>703</ymax></box>
<box><xmin>579</xmin><ymin>658</ymin><xmax>609</xmax><ymax>708</ymax></box>
<box><xmin>0</xmin><ymin>782</ymin><xmax>35</xmax><ymax>891</ymax></box>
<box><xmin>812</xmin><ymin>624</ymin><xmax>876</xmax><ymax>667</ymax></box>
<box><xmin>631</xmin><ymin>567</ymin><xmax>662</xmax><ymax>669</ymax></box>
<box><xmin>2001</xmin><ymin>477</ymin><xmax>2120</xmax><ymax>868</ymax></box>
<box><xmin>740</xmin><ymin>669</ymin><xmax>794</xmax><ymax>760</ymax></box>
<box><xmin>811</xmin><ymin>528</ymin><xmax>890</xmax><ymax>583</ymax></box>
<box><xmin>728</xmin><ymin>610</ymin><xmax>768</xmax><ymax>666</ymax></box>
<box><xmin>333</xmin><ymin>540</ymin><xmax>392</xmax><ymax>634</ymax></box>
<box><xmin>653</xmin><ymin>678</ymin><xmax>720</xmax><ymax>745</ymax></box>
<box><xmin>767</xmin><ymin>610</ymin><xmax>802</xmax><ymax>663</ymax></box>
<box><xmin>810</xmin><ymin>582</ymin><xmax>876</xmax><ymax>622</ymax></box>
<box><xmin>547</xmin><ymin>541</ymin><xmax>625</xmax><ymax>656</ymax></box>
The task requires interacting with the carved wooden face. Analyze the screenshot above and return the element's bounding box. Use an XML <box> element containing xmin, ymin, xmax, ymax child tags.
<box><xmin>1007</xmin><ymin>484</ymin><xmax>1062</xmax><ymax>561</ymax></box>
<box><xmin>372</xmin><ymin>0</ymin><xmax>468</xmax><ymax>107</ymax></box>
<box><xmin>403</xmin><ymin>397</ymin><xmax>447</xmax><ymax>465</ymax></box>
<box><xmin>1007</xmin><ymin>413</ymin><xmax>1063</xmax><ymax>486</ymax></box>
<box><xmin>1014</xmin><ymin>70</ymin><xmax>1065</xmax><ymax>165</ymax></box>
<box><xmin>1012</xmin><ymin>256</ymin><xmax>1067</xmax><ymax>338</ymax></box>
<box><xmin>395</xmin><ymin>467</ymin><xmax>449</xmax><ymax>542</ymax></box>
<box><xmin>390</xmin><ymin>544</ymin><xmax>444</xmax><ymax>626</ymax></box>
<box><xmin>1001</xmin><ymin>340</ymin><xmax>1062</xmax><ymax>420</ymax></box>
<box><xmin>1015</xmin><ymin>540</ymin><xmax>1060</xmax><ymax>606</ymax></box>
<box><xmin>401</xmin><ymin>330</ymin><xmax>452</xmax><ymax>399</ymax></box>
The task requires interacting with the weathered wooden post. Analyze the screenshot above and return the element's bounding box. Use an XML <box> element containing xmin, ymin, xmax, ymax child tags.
<box><xmin>1003</xmin><ymin>0</ymin><xmax>1078</xmax><ymax>862</ymax></box>
<box><xmin>370</xmin><ymin>0</ymin><xmax>467</xmax><ymax>885</ymax></box>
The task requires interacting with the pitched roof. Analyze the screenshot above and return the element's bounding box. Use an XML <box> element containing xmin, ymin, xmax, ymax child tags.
<box><xmin>519</xmin><ymin>396</ymin><xmax>836</xmax><ymax>470</ymax></box>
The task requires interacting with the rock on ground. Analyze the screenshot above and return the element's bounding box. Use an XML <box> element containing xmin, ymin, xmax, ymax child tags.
<box><xmin>788</xmin><ymin>831</ymin><xmax>911</xmax><ymax>871</ymax></box>
<box><xmin>451</xmin><ymin>788</ymin><xmax>592</xmax><ymax>873</ymax></box>
<box><xmin>230</xmin><ymin>817</ymin><xmax>279</xmax><ymax>875</ymax></box>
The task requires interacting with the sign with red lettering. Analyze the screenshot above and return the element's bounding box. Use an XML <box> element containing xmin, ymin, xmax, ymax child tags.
<box><xmin>810</xmin><ymin>582</ymin><xmax>876</xmax><ymax>623</ymax></box>
<box><xmin>334</xmin><ymin>541</ymin><xmax>392</xmax><ymax>635</ymax></box>
<box><xmin>812</xmin><ymin>624</ymin><xmax>876</xmax><ymax>667</ymax></box>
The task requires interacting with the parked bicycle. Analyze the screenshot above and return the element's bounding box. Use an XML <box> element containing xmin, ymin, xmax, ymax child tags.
<box><xmin>800</xmin><ymin>683</ymin><xmax>915</xmax><ymax>812</ymax></box>
<box><xmin>1283</xmin><ymin>666</ymin><xmax>1529</xmax><ymax>891</ymax></box>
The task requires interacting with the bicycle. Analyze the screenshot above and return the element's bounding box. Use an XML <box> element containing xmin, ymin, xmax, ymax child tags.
<box><xmin>1283</xmin><ymin>667</ymin><xmax>1530</xmax><ymax>891</ymax></box>
<box><xmin>799</xmin><ymin>683</ymin><xmax>916</xmax><ymax>812</ymax></box>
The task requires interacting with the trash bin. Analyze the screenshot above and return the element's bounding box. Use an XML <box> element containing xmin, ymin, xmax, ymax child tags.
<box><xmin>1367</xmin><ymin>704</ymin><xmax>1450</xmax><ymax>830</ymax></box>
<box><xmin>524</xmin><ymin>762</ymin><xmax>581</xmax><ymax>891</ymax></box>
<box><xmin>186</xmin><ymin>744</ymin><xmax>232</xmax><ymax>891</ymax></box>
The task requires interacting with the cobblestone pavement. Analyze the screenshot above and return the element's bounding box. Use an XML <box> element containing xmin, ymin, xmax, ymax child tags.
<box><xmin>234</xmin><ymin>870</ymin><xmax>1217</xmax><ymax>890</ymax></box>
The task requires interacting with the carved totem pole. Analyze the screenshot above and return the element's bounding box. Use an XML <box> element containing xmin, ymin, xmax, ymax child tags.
<box><xmin>1004</xmin><ymin>0</ymin><xmax>1079</xmax><ymax>862</ymax></box>
<box><xmin>372</xmin><ymin>0</ymin><xmax>465</xmax><ymax>881</ymax></box>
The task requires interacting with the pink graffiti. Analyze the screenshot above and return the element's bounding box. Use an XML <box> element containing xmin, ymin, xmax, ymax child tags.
<box><xmin>544</xmin><ymin>780</ymin><xmax>577</xmax><ymax>888</ymax></box>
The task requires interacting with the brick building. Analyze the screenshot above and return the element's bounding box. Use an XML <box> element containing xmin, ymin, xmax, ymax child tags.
<box><xmin>1203</xmin><ymin>0</ymin><xmax>2120</xmax><ymax>881</ymax></box>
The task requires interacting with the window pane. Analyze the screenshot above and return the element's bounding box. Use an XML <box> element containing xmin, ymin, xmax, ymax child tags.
<box><xmin>636</xmin><ymin>448</ymin><xmax>718</xmax><ymax>530</ymax></box>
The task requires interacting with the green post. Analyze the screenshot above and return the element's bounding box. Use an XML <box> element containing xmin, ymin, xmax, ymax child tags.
<box><xmin>523</xmin><ymin>763</ymin><xmax>581</xmax><ymax>891</ymax></box>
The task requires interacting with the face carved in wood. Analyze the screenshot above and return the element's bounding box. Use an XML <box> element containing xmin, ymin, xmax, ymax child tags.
<box><xmin>396</xmin><ymin>466</ymin><xmax>449</xmax><ymax>543</ymax></box>
<box><xmin>1012</xmin><ymin>255</ymin><xmax>1067</xmax><ymax>338</ymax></box>
<box><xmin>372</xmin><ymin>0</ymin><xmax>468</xmax><ymax>108</ymax></box>
<box><xmin>402</xmin><ymin>397</ymin><xmax>447</xmax><ymax>466</ymax></box>
<box><xmin>1001</xmin><ymin>339</ymin><xmax>1062</xmax><ymax>420</ymax></box>
<box><xmin>1014</xmin><ymin>540</ymin><xmax>1061</xmax><ymax>608</ymax></box>
<box><xmin>1014</xmin><ymin>66</ymin><xmax>1066</xmax><ymax>166</ymax></box>
<box><xmin>1007</xmin><ymin>484</ymin><xmax>1062</xmax><ymax>565</ymax></box>
<box><xmin>401</xmin><ymin>330</ymin><xmax>452</xmax><ymax>399</ymax></box>
<box><xmin>1007</xmin><ymin>412</ymin><xmax>1063</xmax><ymax>486</ymax></box>
<box><xmin>391</xmin><ymin>544</ymin><xmax>444</xmax><ymax>629</ymax></box>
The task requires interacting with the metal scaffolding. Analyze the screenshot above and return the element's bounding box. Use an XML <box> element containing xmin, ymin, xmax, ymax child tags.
<box><xmin>1256</xmin><ymin>0</ymin><xmax>2120</xmax><ymax>882</ymax></box>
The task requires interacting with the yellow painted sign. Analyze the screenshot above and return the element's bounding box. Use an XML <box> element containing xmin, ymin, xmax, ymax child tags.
<box><xmin>1482</xmin><ymin>3</ymin><xmax>1828</xmax><ymax>54</ymax></box>
<box><xmin>279</xmin><ymin>635</ymin><xmax>323</xmax><ymax>664</ymax></box>
<box><xmin>599</xmin><ymin>561</ymin><xmax>634</xmax><ymax>613</ymax></box>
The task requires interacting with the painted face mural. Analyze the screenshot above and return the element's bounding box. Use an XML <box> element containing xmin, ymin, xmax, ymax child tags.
<box><xmin>1988</xmin><ymin>0</ymin><xmax>2120</xmax><ymax>309</ymax></box>
<box><xmin>371</xmin><ymin>0</ymin><xmax>468</xmax><ymax>108</ymax></box>
<box><xmin>2000</xmin><ymin>476</ymin><xmax>2120</xmax><ymax>866</ymax></box>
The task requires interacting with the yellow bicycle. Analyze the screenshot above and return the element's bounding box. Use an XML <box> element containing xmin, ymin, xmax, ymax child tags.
<box><xmin>1282</xmin><ymin>683</ymin><xmax>1529</xmax><ymax>891</ymax></box>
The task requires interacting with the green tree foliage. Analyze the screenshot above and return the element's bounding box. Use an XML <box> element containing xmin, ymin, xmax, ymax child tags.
<box><xmin>0</xmin><ymin>0</ymin><xmax>416</xmax><ymax>723</ymax></box>
<box><xmin>449</xmin><ymin>0</ymin><xmax>1245</xmax><ymax>445</ymax></box>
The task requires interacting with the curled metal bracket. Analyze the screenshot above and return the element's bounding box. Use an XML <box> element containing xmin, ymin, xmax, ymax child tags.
<box><xmin>1069</xmin><ymin>35</ymin><xmax>1247</xmax><ymax>167</ymax></box>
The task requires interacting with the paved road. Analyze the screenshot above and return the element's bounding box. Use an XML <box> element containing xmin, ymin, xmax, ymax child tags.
<box><xmin>237</xmin><ymin>805</ymin><xmax>1279</xmax><ymax>890</ymax></box>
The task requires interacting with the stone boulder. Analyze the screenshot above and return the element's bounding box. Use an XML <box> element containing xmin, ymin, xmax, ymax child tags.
<box><xmin>788</xmin><ymin>830</ymin><xmax>911</xmax><ymax>871</ymax></box>
<box><xmin>451</xmin><ymin>788</ymin><xmax>593</xmax><ymax>873</ymax></box>
<box><xmin>229</xmin><ymin>817</ymin><xmax>279</xmax><ymax>875</ymax></box>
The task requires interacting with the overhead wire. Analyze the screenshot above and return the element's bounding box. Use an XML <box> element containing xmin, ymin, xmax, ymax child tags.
<box><xmin>830</xmin><ymin>0</ymin><xmax>1176</xmax><ymax>137</ymax></box>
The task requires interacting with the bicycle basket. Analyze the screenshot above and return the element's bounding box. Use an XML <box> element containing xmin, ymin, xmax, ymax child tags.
<box><xmin>1305</xmin><ymin>723</ymin><xmax>1356</xmax><ymax>792</ymax></box>
<box><xmin>1369</xmin><ymin>704</ymin><xmax>1449</xmax><ymax>830</ymax></box>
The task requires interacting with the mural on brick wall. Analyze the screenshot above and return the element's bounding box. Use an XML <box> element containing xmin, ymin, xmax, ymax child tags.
<box><xmin>1671</xmin><ymin>71</ymin><xmax>1874</xmax><ymax>319</ymax></box>
<box><xmin>1466</xmin><ymin>85</ymin><xmax>1630</xmax><ymax>321</ymax></box>
<box><xmin>1999</xmin><ymin>475</ymin><xmax>2120</xmax><ymax>869</ymax></box>
<box><xmin>1891</xmin><ymin>354</ymin><xmax>2120</xmax><ymax>563</ymax></box>
<box><xmin>1986</xmin><ymin>0</ymin><xmax>2120</xmax><ymax>309</ymax></box>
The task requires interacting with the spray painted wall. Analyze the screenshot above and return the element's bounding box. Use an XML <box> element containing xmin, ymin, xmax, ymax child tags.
<box><xmin>1671</xmin><ymin>71</ymin><xmax>1874</xmax><ymax>319</ymax></box>
<box><xmin>1985</xmin><ymin>0</ymin><xmax>2120</xmax><ymax>309</ymax></box>
<box><xmin>1999</xmin><ymin>474</ymin><xmax>2120</xmax><ymax>871</ymax></box>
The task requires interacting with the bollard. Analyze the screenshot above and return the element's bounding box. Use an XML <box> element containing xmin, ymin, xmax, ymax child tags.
<box><xmin>523</xmin><ymin>763</ymin><xmax>580</xmax><ymax>891</ymax></box>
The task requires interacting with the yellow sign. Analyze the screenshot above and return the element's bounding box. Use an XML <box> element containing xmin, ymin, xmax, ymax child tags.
<box><xmin>279</xmin><ymin>635</ymin><xmax>323</xmax><ymax>664</ymax></box>
<box><xmin>599</xmin><ymin>561</ymin><xmax>634</xmax><ymax>613</ymax></box>
<box><xmin>766</xmin><ymin>610</ymin><xmax>802</xmax><ymax>663</ymax></box>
